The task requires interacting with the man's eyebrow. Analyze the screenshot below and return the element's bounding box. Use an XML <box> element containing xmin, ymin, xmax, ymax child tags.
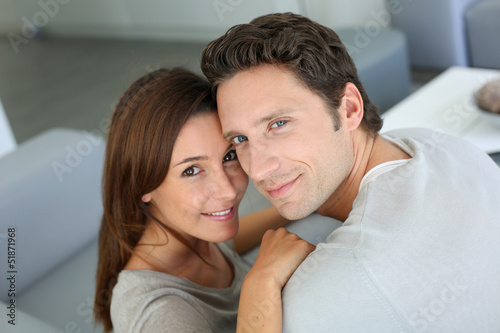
<box><xmin>253</xmin><ymin>109</ymin><xmax>294</xmax><ymax>128</ymax></box>
<box><xmin>223</xmin><ymin>109</ymin><xmax>295</xmax><ymax>140</ymax></box>
<box><xmin>174</xmin><ymin>155</ymin><xmax>209</xmax><ymax>167</ymax></box>
<box><xmin>223</xmin><ymin>130</ymin><xmax>238</xmax><ymax>141</ymax></box>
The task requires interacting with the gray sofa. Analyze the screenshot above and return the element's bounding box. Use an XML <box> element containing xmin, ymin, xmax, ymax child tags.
<box><xmin>466</xmin><ymin>0</ymin><xmax>500</xmax><ymax>69</ymax></box>
<box><xmin>391</xmin><ymin>0</ymin><xmax>500</xmax><ymax>69</ymax></box>
<box><xmin>337</xmin><ymin>27</ymin><xmax>410</xmax><ymax>113</ymax></box>
<box><xmin>0</xmin><ymin>128</ymin><xmax>105</xmax><ymax>332</ymax></box>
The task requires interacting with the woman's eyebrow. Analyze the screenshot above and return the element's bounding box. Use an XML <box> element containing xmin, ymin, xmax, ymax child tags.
<box><xmin>174</xmin><ymin>144</ymin><xmax>233</xmax><ymax>166</ymax></box>
<box><xmin>174</xmin><ymin>155</ymin><xmax>208</xmax><ymax>167</ymax></box>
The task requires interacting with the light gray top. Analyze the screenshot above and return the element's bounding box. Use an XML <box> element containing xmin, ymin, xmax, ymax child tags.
<box><xmin>111</xmin><ymin>242</ymin><xmax>251</xmax><ymax>333</ymax></box>
<box><xmin>283</xmin><ymin>128</ymin><xmax>500</xmax><ymax>332</ymax></box>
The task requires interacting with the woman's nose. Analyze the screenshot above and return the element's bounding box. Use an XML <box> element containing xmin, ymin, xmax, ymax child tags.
<box><xmin>210</xmin><ymin>170</ymin><xmax>237</xmax><ymax>201</ymax></box>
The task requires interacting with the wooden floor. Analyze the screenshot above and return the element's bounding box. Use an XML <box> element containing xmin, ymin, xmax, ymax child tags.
<box><xmin>0</xmin><ymin>35</ymin><xmax>439</xmax><ymax>145</ymax></box>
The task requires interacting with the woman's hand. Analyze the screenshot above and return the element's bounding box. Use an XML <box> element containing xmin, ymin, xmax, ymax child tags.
<box><xmin>236</xmin><ymin>228</ymin><xmax>315</xmax><ymax>332</ymax></box>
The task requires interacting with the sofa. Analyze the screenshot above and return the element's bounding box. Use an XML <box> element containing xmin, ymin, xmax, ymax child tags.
<box><xmin>0</xmin><ymin>99</ymin><xmax>16</xmax><ymax>158</ymax></box>
<box><xmin>390</xmin><ymin>0</ymin><xmax>500</xmax><ymax>70</ymax></box>
<box><xmin>465</xmin><ymin>0</ymin><xmax>500</xmax><ymax>69</ymax></box>
<box><xmin>337</xmin><ymin>27</ymin><xmax>411</xmax><ymax>113</ymax></box>
<box><xmin>0</xmin><ymin>128</ymin><xmax>106</xmax><ymax>332</ymax></box>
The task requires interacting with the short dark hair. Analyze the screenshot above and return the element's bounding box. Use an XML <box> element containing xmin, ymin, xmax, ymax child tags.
<box><xmin>201</xmin><ymin>12</ymin><xmax>383</xmax><ymax>133</ymax></box>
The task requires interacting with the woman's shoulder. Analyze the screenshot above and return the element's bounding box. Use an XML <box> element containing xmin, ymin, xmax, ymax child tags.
<box><xmin>111</xmin><ymin>268</ymin><xmax>195</xmax><ymax>302</ymax></box>
<box><xmin>110</xmin><ymin>244</ymin><xmax>245</xmax><ymax>332</ymax></box>
<box><xmin>110</xmin><ymin>282</ymin><xmax>210</xmax><ymax>332</ymax></box>
<box><xmin>110</xmin><ymin>267</ymin><xmax>238</xmax><ymax>332</ymax></box>
<box><xmin>110</xmin><ymin>270</ymin><xmax>210</xmax><ymax>330</ymax></box>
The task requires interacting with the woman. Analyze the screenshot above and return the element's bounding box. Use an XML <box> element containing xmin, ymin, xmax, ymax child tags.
<box><xmin>93</xmin><ymin>67</ymin><xmax>314</xmax><ymax>332</ymax></box>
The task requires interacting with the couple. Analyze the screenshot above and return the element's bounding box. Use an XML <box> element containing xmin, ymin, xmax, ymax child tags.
<box><xmin>94</xmin><ymin>13</ymin><xmax>500</xmax><ymax>332</ymax></box>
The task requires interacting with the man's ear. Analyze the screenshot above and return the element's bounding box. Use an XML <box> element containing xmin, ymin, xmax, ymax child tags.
<box><xmin>343</xmin><ymin>82</ymin><xmax>364</xmax><ymax>131</ymax></box>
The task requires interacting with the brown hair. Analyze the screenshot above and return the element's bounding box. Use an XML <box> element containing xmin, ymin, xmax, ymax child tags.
<box><xmin>93</xmin><ymin>67</ymin><xmax>216</xmax><ymax>332</ymax></box>
<box><xmin>201</xmin><ymin>12</ymin><xmax>382</xmax><ymax>133</ymax></box>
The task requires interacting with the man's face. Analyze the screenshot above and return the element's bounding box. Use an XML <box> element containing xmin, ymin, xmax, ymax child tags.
<box><xmin>217</xmin><ymin>64</ymin><xmax>355</xmax><ymax>220</ymax></box>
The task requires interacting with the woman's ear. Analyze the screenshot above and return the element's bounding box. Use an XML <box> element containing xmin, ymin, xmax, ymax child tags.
<box><xmin>142</xmin><ymin>193</ymin><xmax>152</xmax><ymax>203</ymax></box>
<box><xmin>343</xmin><ymin>82</ymin><xmax>364</xmax><ymax>131</ymax></box>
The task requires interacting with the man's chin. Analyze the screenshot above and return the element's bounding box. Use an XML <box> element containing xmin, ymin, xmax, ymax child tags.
<box><xmin>274</xmin><ymin>201</ymin><xmax>315</xmax><ymax>221</ymax></box>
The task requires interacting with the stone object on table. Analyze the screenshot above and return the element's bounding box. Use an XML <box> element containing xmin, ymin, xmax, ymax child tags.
<box><xmin>477</xmin><ymin>79</ymin><xmax>500</xmax><ymax>114</ymax></box>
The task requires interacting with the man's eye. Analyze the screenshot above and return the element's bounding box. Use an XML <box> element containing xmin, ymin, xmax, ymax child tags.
<box><xmin>232</xmin><ymin>135</ymin><xmax>248</xmax><ymax>144</ymax></box>
<box><xmin>182</xmin><ymin>166</ymin><xmax>200</xmax><ymax>177</ymax></box>
<box><xmin>223</xmin><ymin>150</ymin><xmax>238</xmax><ymax>162</ymax></box>
<box><xmin>271</xmin><ymin>120</ymin><xmax>287</xmax><ymax>128</ymax></box>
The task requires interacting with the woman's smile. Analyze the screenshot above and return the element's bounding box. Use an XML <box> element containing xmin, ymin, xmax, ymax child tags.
<box><xmin>201</xmin><ymin>207</ymin><xmax>236</xmax><ymax>221</ymax></box>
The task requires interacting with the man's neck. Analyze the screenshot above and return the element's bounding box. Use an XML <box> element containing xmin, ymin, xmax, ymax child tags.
<box><xmin>317</xmin><ymin>130</ymin><xmax>410</xmax><ymax>222</ymax></box>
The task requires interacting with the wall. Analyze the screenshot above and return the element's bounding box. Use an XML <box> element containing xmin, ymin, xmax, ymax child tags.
<box><xmin>0</xmin><ymin>0</ymin><xmax>387</xmax><ymax>42</ymax></box>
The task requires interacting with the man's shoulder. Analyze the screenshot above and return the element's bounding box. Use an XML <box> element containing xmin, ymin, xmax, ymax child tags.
<box><xmin>381</xmin><ymin>127</ymin><xmax>496</xmax><ymax>171</ymax></box>
<box><xmin>283</xmin><ymin>247</ymin><xmax>382</xmax><ymax>307</ymax></box>
<box><xmin>381</xmin><ymin>127</ymin><xmax>483</xmax><ymax>155</ymax></box>
<box><xmin>282</xmin><ymin>247</ymin><xmax>405</xmax><ymax>331</ymax></box>
<box><xmin>382</xmin><ymin>127</ymin><xmax>444</xmax><ymax>140</ymax></box>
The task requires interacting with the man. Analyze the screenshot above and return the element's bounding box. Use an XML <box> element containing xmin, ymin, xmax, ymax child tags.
<box><xmin>201</xmin><ymin>13</ymin><xmax>500</xmax><ymax>332</ymax></box>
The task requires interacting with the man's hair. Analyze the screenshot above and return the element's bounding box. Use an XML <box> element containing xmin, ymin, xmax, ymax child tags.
<box><xmin>201</xmin><ymin>12</ymin><xmax>383</xmax><ymax>133</ymax></box>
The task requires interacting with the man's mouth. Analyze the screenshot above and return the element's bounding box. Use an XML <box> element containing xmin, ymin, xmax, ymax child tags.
<box><xmin>266</xmin><ymin>176</ymin><xmax>300</xmax><ymax>199</ymax></box>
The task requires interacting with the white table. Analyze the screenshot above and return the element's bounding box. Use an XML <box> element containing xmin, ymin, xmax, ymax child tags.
<box><xmin>381</xmin><ymin>66</ymin><xmax>500</xmax><ymax>155</ymax></box>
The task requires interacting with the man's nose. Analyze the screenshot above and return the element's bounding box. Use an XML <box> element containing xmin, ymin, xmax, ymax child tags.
<box><xmin>246</xmin><ymin>144</ymin><xmax>280</xmax><ymax>184</ymax></box>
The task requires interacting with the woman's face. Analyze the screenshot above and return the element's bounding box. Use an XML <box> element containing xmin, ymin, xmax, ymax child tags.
<box><xmin>143</xmin><ymin>112</ymin><xmax>249</xmax><ymax>243</ymax></box>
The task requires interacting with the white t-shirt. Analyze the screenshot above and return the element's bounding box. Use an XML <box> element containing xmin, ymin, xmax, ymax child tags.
<box><xmin>283</xmin><ymin>128</ymin><xmax>500</xmax><ymax>332</ymax></box>
<box><xmin>110</xmin><ymin>242</ymin><xmax>251</xmax><ymax>333</ymax></box>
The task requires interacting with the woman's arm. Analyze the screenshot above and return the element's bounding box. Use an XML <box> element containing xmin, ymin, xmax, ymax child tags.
<box><xmin>234</xmin><ymin>206</ymin><xmax>289</xmax><ymax>254</ymax></box>
<box><xmin>236</xmin><ymin>228</ymin><xmax>315</xmax><ymax>332</ymax></box>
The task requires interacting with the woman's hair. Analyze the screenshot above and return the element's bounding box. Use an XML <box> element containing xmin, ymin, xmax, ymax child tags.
<box><xmin>93</xmin><ymin>67</ymin><xmax>216</xmax><ymax>332</ymax></box>
<box><xmin>201</xmin><ymin>12</ymin><xmax>383</xmax><ymax>133</ymax></box>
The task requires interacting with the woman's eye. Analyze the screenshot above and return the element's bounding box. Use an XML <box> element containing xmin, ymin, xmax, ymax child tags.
<box><xmin>271</xmin><ymin>120</ymin><xmax>287</xmax><ymax>128</ymax></box>
<box><xmin>232</xmin><ymin>135</ymin><xmax>248</xmax><ymax>144</ymax></box>
<box><xmin>223</xmin><ymin>150</ymin><xmax>238</xmax><ymax>162</ymax></box>
<box><xmin>182</xmin><ymin>166</ymin><xmax>200</xmax><ymax>177</ymax></box>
